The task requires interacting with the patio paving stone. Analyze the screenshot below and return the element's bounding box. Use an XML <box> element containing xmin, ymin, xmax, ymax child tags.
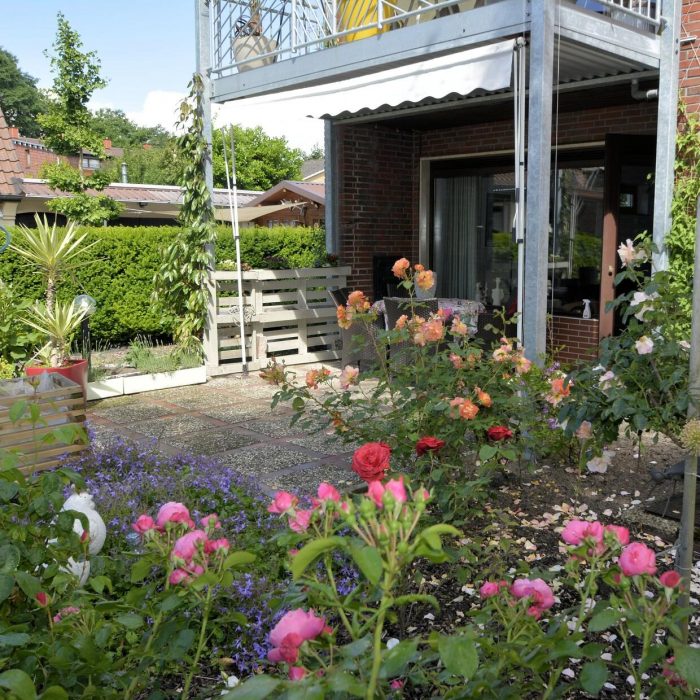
<box><xmin>267</xmin><ymin>460</ymin><xmax>361</xmax><ymax>494</ymax></box>
<box><xmin>287</xmin><ymin>430</ymin><xmax>359</xmax><ymax>455</ymax></box>
<box><xmin>243</xmin><ymin>414</ymin><xmax>327</xmax><ymax>439</ymax></box>
<box><xmin>170</xmin><ymin>428</ymin><xmax>259</xmax><ymax>455</ymax></box>
<box><xmin>90</xmin><ymin>402</ymin><xmax>175</xmax><ymax>423</ymax></box>
<box><xmin>217</xmin><ymin>443</ymin><xmax>320</xmax><ymax>476</ymax></box>
<box><xmin>130</xmin><ymin>414</ymin><xmax>221</xmax><ymax>439</ymax></box>
<box><xmin>200</xmin><ymin>402</ymin><xmax>276</xmax><ymax>423</ymax></box>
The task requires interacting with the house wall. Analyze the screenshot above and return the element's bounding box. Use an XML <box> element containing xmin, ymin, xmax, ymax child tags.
<box><xmin>680</xmin><ymin>0</ymin><xmax>700</xmax><ymax>113</ymax></box>
<box><xmin>254</xmin><ymin>205</ymin><xmax>325</xmax><ymax>228</ymax></box>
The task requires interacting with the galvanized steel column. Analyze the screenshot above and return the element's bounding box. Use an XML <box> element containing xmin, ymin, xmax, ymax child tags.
<box><xmin>651</xmin><ymin>0</ymin><xmax>681</xmax><ymax>272</ymax></box>
<box><xmin>523</xmin><ymin>0</ymin><xmax>555</xmax><ymax>362</ymax></box>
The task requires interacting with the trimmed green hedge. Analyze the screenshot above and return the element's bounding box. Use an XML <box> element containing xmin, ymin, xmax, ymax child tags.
<box><xmin>0</xmin><ymin>225</ymin><xmax>326</xmax><ymax>344</ymax></box>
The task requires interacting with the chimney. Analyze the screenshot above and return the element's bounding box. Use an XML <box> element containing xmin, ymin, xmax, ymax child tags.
<box><xmin>120</xmin><ymin>162</ymin><xmax>128</xmax><ymax>184</ymax></box>
<box><xmin>103</xmin><ymin>138</ymin><xmax>112</xmax><ymax>149</ymax></box>
<box><xmin>8</xmin><ymin>127</ymin><xmax>19</xmax><ymax>138</ymax></box>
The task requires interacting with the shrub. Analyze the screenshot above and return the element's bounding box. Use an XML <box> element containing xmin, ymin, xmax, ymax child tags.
<box><xmin>0</xmin><ymin>225</ymin><xmax>326</xmax><ymax>345</ymax></box>
<box><xmin>0</xmin><ymin>279</ymin><xmax>41</xmax><ymax>371</ymax></box>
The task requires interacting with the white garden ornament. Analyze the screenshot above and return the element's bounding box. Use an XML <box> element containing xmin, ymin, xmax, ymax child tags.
<box><xmin>62</xmin><ymin>492</ymin><xmax>106</xmax><ymax>556</ymax></box>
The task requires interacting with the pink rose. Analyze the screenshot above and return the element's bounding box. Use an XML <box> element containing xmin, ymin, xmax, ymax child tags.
<box><xmin>659</xmin><ymin>570</ymin><xmax>681</xmax><ymax>588</ymax></box>
<box><xmin>268</xmin><ymin>609</ymin><xmax>326</xmax><ymax>664</ymax></box>
<box><xmin>35</xmin><ymin>592</ymin><xmax>49</xmax><ymax>607</ymax></box>
<box><xmin>619</xmin><ymin>542</ymin><xmax>657</xmax><ymax>576</ymax></box>
<box><xmin>289</xmin><ymin>667</ymin><xmax>307</xmax><ymax>681</ymax></box>
<box><xmin>156</xmin><ymin>502</ymin><xmax>194</xmax><ymax>529</ymax></box>
<box><xmin>53</xmin><ymin>606</ymin><xmax>80</xmax><ymax>623</ymax></box>
<box><xmin>268</xmin><ymin>491</ymin><xmax>298</xmax><ymax>514</ymax></box>
<box><xmin>317</xmin><ymin>482</ymin><xmax>341</xmax><ymax>502</ymax></box>
<box><xmin>289</xmin><ymin>510</ymin><xmax>312</xmax><ymax>533</ymax></box>
<box><xmin>384</xmin><ymin>476</ymin><xmax>407</xmax><ymax>504</ymax></box>
<box><xmin>169</xmin><ymin>568</ymin><xmax>190</xmax><ymax>586</ymax></box>
<box><xmin>204</xmin><ymin>538</ymin><xmax>230</xmax><ymax>554</ymax></box>
<box><xmin>200</xmin><ymin>514</ymin><xmax>222</xmax><ymax>530</ymax></box>
<box><xmin>367</xmin><ymin>480</ymin><xmax>385</xmax><ymax>507</ymax></box>
<box><xmin>171</xmin><ymin>530</ymin><xmax>207</xmax><ymax>564</ymax></box>
<box><xmin>132</xmin><ymin>514</ymin><xmax>157</xmax><ymax>535</ymax></box>
<box><xmin>339</xmin><ymin>365</ymin><xmax>360</xmax><ymax>389</ymax></box>
<box><xmin>352</xmin><ymin>442</ymin><xmax>391</xmax><ymax>482</ymax></box>
<box><xmin>479</xmin><ymin>581</ymin><xmax>501</xmax><ymax>598</ymax></box>
<box><xmin>561</xmin><ymin>520</ymin><xmax>604</xmax><ymax>546</ymax></box>
<box><xmin>390</xmin><ymin>679</ymin><xmax>404</xmax><ymax>690</ymax></box>
<box><xmin>604</xmin><ymin>524</ymin><xmax>630</xmax><ymax>546</ymax></box>
<box><xmin>511</xmin><ymin>578</ymin><xmax>555</xmax><ymax>615</ymax></box>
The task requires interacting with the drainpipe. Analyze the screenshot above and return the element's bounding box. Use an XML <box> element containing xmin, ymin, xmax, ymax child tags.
<box><xmin>120</xmin><ymin>162</ymin><xmax>128</xmax><ymax>183</ymax></box>
<box><xmin>631</xmin><ymin>79</ymin><xmax>658</xmax><ymax>101</ymax></box>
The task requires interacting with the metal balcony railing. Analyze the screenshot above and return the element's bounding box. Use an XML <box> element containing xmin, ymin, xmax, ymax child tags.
<box><xmin>212</xmin><ymin>0</ymin><xmax>661</xmax><ymax>78</ymax></box>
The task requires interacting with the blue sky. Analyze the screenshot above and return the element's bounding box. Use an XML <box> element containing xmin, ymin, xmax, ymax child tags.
<box><xmin>2</xmin><ymin>1</ymin><xmax>323</xmax><ymax>151</ymax></box>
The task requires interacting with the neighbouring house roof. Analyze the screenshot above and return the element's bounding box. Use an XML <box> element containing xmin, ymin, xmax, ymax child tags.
<box><xmin>12</xmin><ymin>134</ymin><xmax>124</xmax><ymax>159</ymax></box>
<box><xmin>301</xmin><ymin>158</ymin><xmax>324</xmax><ymax>180</ymax></box>
<box><xmin>0</xmin><ymin>108</ymin><xmax>23</xmax><ymax>199</ymax></box>
<box><xmin>246</xmin><ymin>180</ymin><xmax>325</xmax><ymax>207</ymax></box>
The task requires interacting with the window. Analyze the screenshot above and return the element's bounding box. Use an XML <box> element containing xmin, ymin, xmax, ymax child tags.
<box><xmin>81</xmin><ymin>157</ymin><xmax>101</xmax><ymax>169</ymax></box>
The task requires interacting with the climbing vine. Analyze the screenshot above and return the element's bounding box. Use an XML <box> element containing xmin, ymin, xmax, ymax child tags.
<box><xmin>152</xmin><ymin>74</ymin><xmax>215</xmax><ymax>355</ymax></box>
<box><xmin>666</xmin><ymin>101</ymin><xmax>700</xmax><ymax>338</ymax></box>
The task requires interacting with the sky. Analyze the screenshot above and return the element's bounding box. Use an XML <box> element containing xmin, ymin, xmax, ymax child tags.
<box><xmin>2</xmin><ymin>0</ymin><xmax>324</xmax><ymax>152</ymax></box>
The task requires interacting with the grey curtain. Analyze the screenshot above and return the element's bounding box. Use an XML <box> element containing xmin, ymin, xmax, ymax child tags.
<box><xmin>433</xmin><ymin>176</ymin><xmax>484</xmax><ymax>299</ymax></box>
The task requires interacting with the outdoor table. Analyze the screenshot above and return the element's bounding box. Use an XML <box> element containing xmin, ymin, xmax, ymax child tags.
<box><xmin>371</xmin><ymin>297</ymin><xmax>485</xmax><ymax>329</ymax></box>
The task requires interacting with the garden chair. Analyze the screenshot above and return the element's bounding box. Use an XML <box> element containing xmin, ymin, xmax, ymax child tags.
<box><xmin>475</xmin><ymin>311</ymin><xmax>508</xmax><ymax>350</ymax></box>
<box><xmin>328</xmin><ymin>287</ymin><xmax>351</xmax><ymax>308</ymax></box>
<box><xmin>383</xmin><ymin>296</ymin><xmax>439</xmax><ymax>367</ymax></box>
<box><xmin>329</xmin><ymin>288</ymin><xmax>384</xmax><ymax>369</ymax></box>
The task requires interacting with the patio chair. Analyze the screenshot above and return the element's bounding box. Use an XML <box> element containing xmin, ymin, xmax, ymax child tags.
<box><xmin>340</xmin><ymin>318</ymin><xmax>385</xmax><ymax>370</ymax></box>
<box><xmin>383</xmin><ymin>297</ymin><xmax>439</xmax><ymax>366</ymax></box>
<box><xmin>475</xmin><ymin>311</ymin><xmax>508</xmax><ymax>350</ymax></box>
<box><xmin>328</xmin><ymin>287</ymin><xmax>350</xmax><ymax>307</ymax></box>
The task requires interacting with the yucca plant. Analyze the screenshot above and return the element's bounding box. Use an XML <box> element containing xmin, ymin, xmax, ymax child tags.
<box><xmin>22</xmin><ymin>300</ymin><xmax>88</xmax><ymax>368</ymax></box>
<box><xmin>10</xmin><ymin>214</ymin><xmax>96</xmax><ymax>314</ymax></box>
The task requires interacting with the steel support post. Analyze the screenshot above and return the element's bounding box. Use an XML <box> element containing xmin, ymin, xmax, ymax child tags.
<box><xmin>523</xmin><ymin>0</ymin><xmax>554</xmax><ymax>362</ymax></box>
<box><xmin>651</xmin><ymin>0</ymin><xmax>681</xmax><ymax>271</ymax></box>
<box><xmin>325</xmin><ymin>120</ymin><xmax>339</xmax><ymax>255</ymax></box>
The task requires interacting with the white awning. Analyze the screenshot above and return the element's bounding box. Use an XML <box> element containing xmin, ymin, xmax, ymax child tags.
<box><xmin>215</xmin><ymin>203</ymin><xmax>296</xmax><ymax>222</ymax></box>
<box><xmin>235</xmin><ymin>40</ymin><xmax>515</xmax><ymax>119</ymax></box>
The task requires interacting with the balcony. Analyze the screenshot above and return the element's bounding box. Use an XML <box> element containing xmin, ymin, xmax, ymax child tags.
<box><xmin>210</xmin><ymin>0</ymin><xmax>664</xmax><ymax>103</ymax></box>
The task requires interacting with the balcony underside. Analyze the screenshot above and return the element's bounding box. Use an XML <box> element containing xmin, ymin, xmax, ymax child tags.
<box><xmin>211</xmin><ymin>0</ymin><xmax>661</xmax><ymax>105</ymax></box>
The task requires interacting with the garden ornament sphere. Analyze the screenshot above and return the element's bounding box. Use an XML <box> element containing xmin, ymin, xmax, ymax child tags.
<box><xmin>72</xmin><ymin>293</ymin><xmax>97</xmax><ymax>317</ymax></box>
<box><xmin>62</xmin><ymin>492</ymin><xmax>106</xmax><ymax>556</ymax></box>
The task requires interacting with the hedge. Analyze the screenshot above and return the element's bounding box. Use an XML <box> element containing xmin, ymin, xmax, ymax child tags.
<box><xmin>0</xmin><ymin>225</ymin><xmax>327</xmax><ymax>345</ymax></box>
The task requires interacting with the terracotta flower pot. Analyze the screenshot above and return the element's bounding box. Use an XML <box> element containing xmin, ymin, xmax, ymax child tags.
<box><xmin>26</xmin><ymin>359</ymin><xmax>89</xmax><ymax>403</ymax></box>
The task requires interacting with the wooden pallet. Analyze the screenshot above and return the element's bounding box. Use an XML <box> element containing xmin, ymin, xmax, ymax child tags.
<box><xmin>0</xmin><ymin>374</ymin><xmax>88</xmax><ymax>474</ymax></box>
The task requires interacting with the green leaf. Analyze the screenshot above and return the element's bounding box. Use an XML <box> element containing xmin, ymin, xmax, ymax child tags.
<box><xmin>588</xmin><ymin>608</ymin><xmax>622</xmax><ymax>632</ymax></box>
<box><xmin>0</xmin><ymin>544</ymin><xmax>21</xmax><ymax>574</ymax></box>
<box><xmin>340</xmin><ymin>636</ymin><xmax>372</xmax><ymax>658</ymax></box>
<box><xmin>0</xmin><ymin>574</ymin><xmax>14</xmax><ymax>603</ymax></box>
<box><xmin>39</xmin><ymin>688</ymin><xmax>69</xmax><ymax>700</ymax></box>
<box><xmin>674</xmin><ymin>645</ymin><xmax>700</xmax><ymax>689</ymax></box>
<box><xmin>222</xmin><ymin>675</ymin><xmax>280</xmax><ymax>699</ymax></box>
<box><xmin>130</xmin><ymin>558</ymin><xmax>152</xmax><ymax>583</ymax></box>
<box><xmin>580</xmin><ymin>660</ymin><xmax>608</xmax><ymax>696</ymax></box>
<box><xmin>8</xmin><ymin>400</ymin><xmax>28</xmax><ymax>423</ymax></box>
<box><xmin>327</xmin><ymin>671</ymin><xmax>365</xmax><ymax>697</ymax></box>
<box><xmin>166</xmin><ymin>627</ymin><xmax>195</xmax><ymax>660</ymax></box>
<box><xmin>0</xmin><ymin>669</ymin><xmax>37</xmax><ymax>700</ymax></box>
<box><xmin>478</xmin><ymin>444</ymin><xmax>498</xmax><ymax>461</ymax></box>
<box><xmin>14</xmin><ymin>571</ymin><xmax>40</xmax><ymax>599</ymax></box>
<box><xmin>0</xmin><ymin>481</ymin><xmax>20</xmax><ymax>501</ymax></box>
<box><xmin>291</xmin><ymin>537</ymin><xmax>346</xmax><ymax>580</ymax></box>
<box><xmin>222</xmin><ymin>551</ymin><xmax>257</xmax><ymax>569</ymax></box>
<box><xmin>348</xmin><ymin>544</ymin><xmax>383</xmax><ymax>586</ymax></box>
<box><xmin>115</xmin><ymin>613</ymin><xmax>144</xmax><ymax>630</ymax></box>
<box><xmin>438</xmin><ymin>633</ymin><xmax>478</xmax><ymax>679</ymax></box>
<box><xmin>379</xmin><ymin>639</ymin><xmax>418</xmax><ymax>679</ymax></box>
<box><xmin>89</xmin><ymin>575</ymin><xmax>112</xmax><ymax>594</ymax></box>
<box><xmin>0</xmin><ymin>633</ymin><xmax>31</xmax><ymax>648</ymax></box>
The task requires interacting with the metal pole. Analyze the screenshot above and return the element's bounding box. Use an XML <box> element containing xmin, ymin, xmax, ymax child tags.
<box><xmin>514</xmin><ymin>38</ymin><xmax>526</xmax><ymax>345</ymax></box>
<box><xmin>222</xmin><ymin>128</ymin><xmax>248</xmax><ymax>370</ymax></box>
<box><xmin>677</xmin><ymin>198</ymin><xmax>700</xmax><ymax>641</ymax></box>
<box><xmin>523</xmin><ymin>0</ymin><xmax>554</xmax><ymax>362</ymax></box>
<box><xmin>651</xmin><ymin>0</ymin><xmax>681</xmax><ymax>272</ymax></box>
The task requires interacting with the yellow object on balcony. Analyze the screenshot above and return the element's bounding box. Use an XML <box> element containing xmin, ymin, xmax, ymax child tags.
<box><xmin>338</xmin><ymin>0</ymin><xmax>395</xmax><ymax>42</ymax></box>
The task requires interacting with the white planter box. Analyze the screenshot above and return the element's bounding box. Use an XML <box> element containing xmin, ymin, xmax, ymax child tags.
<box><xmin>87</xmin><ymin>366</ymin><xmax>206</xmax><ymax>401</ymax></box>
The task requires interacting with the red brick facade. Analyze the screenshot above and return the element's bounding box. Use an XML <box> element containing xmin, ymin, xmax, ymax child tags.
<box><xmin>680</xmin><ymin>0</ymin><xmax>700</xmax><ymax>113</ymax></box>
<box><xmin>548</xmin><ymin>317</ymin><xmax>599</xmax><ymax>364</ymax></box>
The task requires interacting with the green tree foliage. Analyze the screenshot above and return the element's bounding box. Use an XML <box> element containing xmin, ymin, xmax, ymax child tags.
<box><xmin>213</xmin><ymin>125</ymin><xmax>303</xmax><ymax>190</ymax></box>
<box><xmin>91</xmin><ymin>107</ymin><xmax>170</xmax><ymax>148</ymax></box>
<box><xmin>0</xmin><ymin>47</ymin><xmax>47</xmax><ymax>137</ymax></box>
<box><xmin>106</xmin><ymin>142</ymin><xmax>181</xmax><ymax>185</ymax></box>
<box><xmin>37</xmin><ymin>13</ymin><xmax>121</xmax><ymax>224</ymax></box>
<box><xmin>666</xmin><ymin>103</ymin><xmax>700</xmax><ymax>338</ymax></box>
<box><xmin>153</xmin><ymin>75</ymin><xmax>216</xmax><ymax>354</ymax></box>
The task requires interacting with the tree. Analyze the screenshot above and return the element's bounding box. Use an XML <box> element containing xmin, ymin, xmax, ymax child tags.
<box><xmin>305</xmin><ymin>144</ymin><xmax>325</xmax><ymax>160</ymax></box>
<box><xmin>91</xmin><ymin>107</ymin><xmax>170</xmax><ymax>148</ymax></box>
<box><xmin>0</xmin><ymin>47</ymin><xmax>47</xmax><ymax>137</ymax></box>
<box><xmin>37</xmin><ymin>13</ymin><xmax>121</xmax><ymax>224</ymax></box>
<box><xmin>212</xmin><ymin>125</ymin><xmax>303</xmax><ymax>190</ymax></box>
<box><xmin>104</xmin><ymin>141</ymin><xmax>181</xmax><ymax>186</ymax></box>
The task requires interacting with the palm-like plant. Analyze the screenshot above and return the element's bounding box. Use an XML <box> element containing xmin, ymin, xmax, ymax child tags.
<box><xmin>9</xmin><ymin>214</ymin><xmax>96</xmax><ymax>314</ymax></box>
<box><xmin>22</xmin><ymin>301</ymin><xmax>88</xmax><ymax>369</ymax></box>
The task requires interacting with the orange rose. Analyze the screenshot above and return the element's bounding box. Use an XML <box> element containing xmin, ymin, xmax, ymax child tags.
<box><xmin>347</xmin><ymin>290</ymin><xmax>369</xmax><ymax>311</ymax></box>
<box><xmin>423</xmin><ymin>319</ymin><xmax>444</xmax><ymax>343</ymax></box>
<box><xmin>475</xmin><ymin>387</ymin><xmax>492</xmax><ymax>407</ymax></box>
<box><xmin>337</xmin><ymin>305</ymin><xmax>352</xmax><ymax>329</ymax></box>
<box><xmin>459</xmin><ymin>399</ymin><xmax>479</xmax><ymax>420</ymax></box>
<box><xmin>416</xmin><ymin>270</ymin><xmax>435</xmax><ymax>291</ymax></box>
<box><xmin>395</xmin><ymin>314</ymin><xmax>408</xmax><ymax>330</ymax></box>
<box><xmin>414</xmin><ymin>263</ymin><xmax>425</xmax><ymax>272</ymax></box>
<box><xmin>449</xmin><ymin>353</ymin><xmax>464</xmax><ymax>370</ymax></box>
<box><xmin>391</xmin><ymin>258</ymin><xmax>411</xmax><ymax>279</ymax></box>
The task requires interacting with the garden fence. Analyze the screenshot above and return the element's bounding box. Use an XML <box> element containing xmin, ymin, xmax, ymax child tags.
<box><xmin>205</xmin><ymin>266</ymin><xmax>350</xmax><ymax>375</ymax></box>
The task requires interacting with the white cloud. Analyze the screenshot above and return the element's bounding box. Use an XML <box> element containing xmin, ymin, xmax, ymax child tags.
<box><xmin>125</xmin><ymin>89</ymin><xmax>324</xmax><ymax>153</ymax></box>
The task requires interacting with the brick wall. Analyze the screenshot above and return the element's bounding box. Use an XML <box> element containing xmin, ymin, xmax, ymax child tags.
<box><xmin>681</xmin><ymin>0</ymin><xmax>700</xmax><ymax>113</ymax></box>
<box><xmin>13</xmin><ymin>143</ymin><xmax>81</xmax><ymax>178</ymax></box>
<box><xmin>548</xmin><ymin>316</ymin><xmax>599</xmax><ymax>364</ymax></box>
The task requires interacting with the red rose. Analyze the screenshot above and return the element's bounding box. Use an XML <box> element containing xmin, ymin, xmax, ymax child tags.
<box><xmin>487</xmin><ymin>426</ymin><xmax>513</xmax><ymax>441</ymax></box>
<box><xmin>352</xmin><ymin>442</ymin><xmax>391</xmax><ymax>482</ymax></box>
<box><xmin>415</xmin><ymin>436</ymin><xmax>446</xmax><ymax>456</ymax></box>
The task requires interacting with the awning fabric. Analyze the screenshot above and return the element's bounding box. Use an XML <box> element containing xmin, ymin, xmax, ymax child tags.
<box><xmin>240</xmin><ymin>39</ymin><xmax>515</xmax><ymax>119</ymax></box>
<box><xmin>215</xmin><ymin>203</ymin><xmax>296</xmax><ymax>222</ymax></box>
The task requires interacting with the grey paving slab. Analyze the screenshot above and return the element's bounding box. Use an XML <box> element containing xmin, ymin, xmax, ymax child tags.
<box><xmin>200</xmin><ymin>402</ymin><xmax>276</xmax><ymax>423</ymax></box>
<box><xmin>267</xmin><ymin>460</ymin><xmax>361</xmax><ymax>493</ymax></box>
<box><xmin>90</xmin><ymin>402</ymin><xmax>176</xmax><ymax>423</ymax></box>
<box><xmin>287</xmin><ymin>430</ymin><xmax>360</xmax><ymax>456</ymax></box>
<box><xmin>170</xmin><ymin>428</ymin><xmax>259</xmax><ymax>455</ymax></box>
<box><xmin>243</xmin><ymin>414</ymin><xmax>327</xmax><ymax>439</ymax></box>
<box><xmin>217</xmin><ymin>444</ymin><xmax>320</xmax><ymax>476</ymax></box>
<box><xmin>131</xmin><ymin>414</ymin><xmax>221</xmax><ymax>439</ymax></box>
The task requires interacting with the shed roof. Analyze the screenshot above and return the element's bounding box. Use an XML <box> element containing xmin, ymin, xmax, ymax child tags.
<box><xmin>247</xmin><ymin>180</ymin><xmax>325</xmax><ymax>207</ymax></box>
